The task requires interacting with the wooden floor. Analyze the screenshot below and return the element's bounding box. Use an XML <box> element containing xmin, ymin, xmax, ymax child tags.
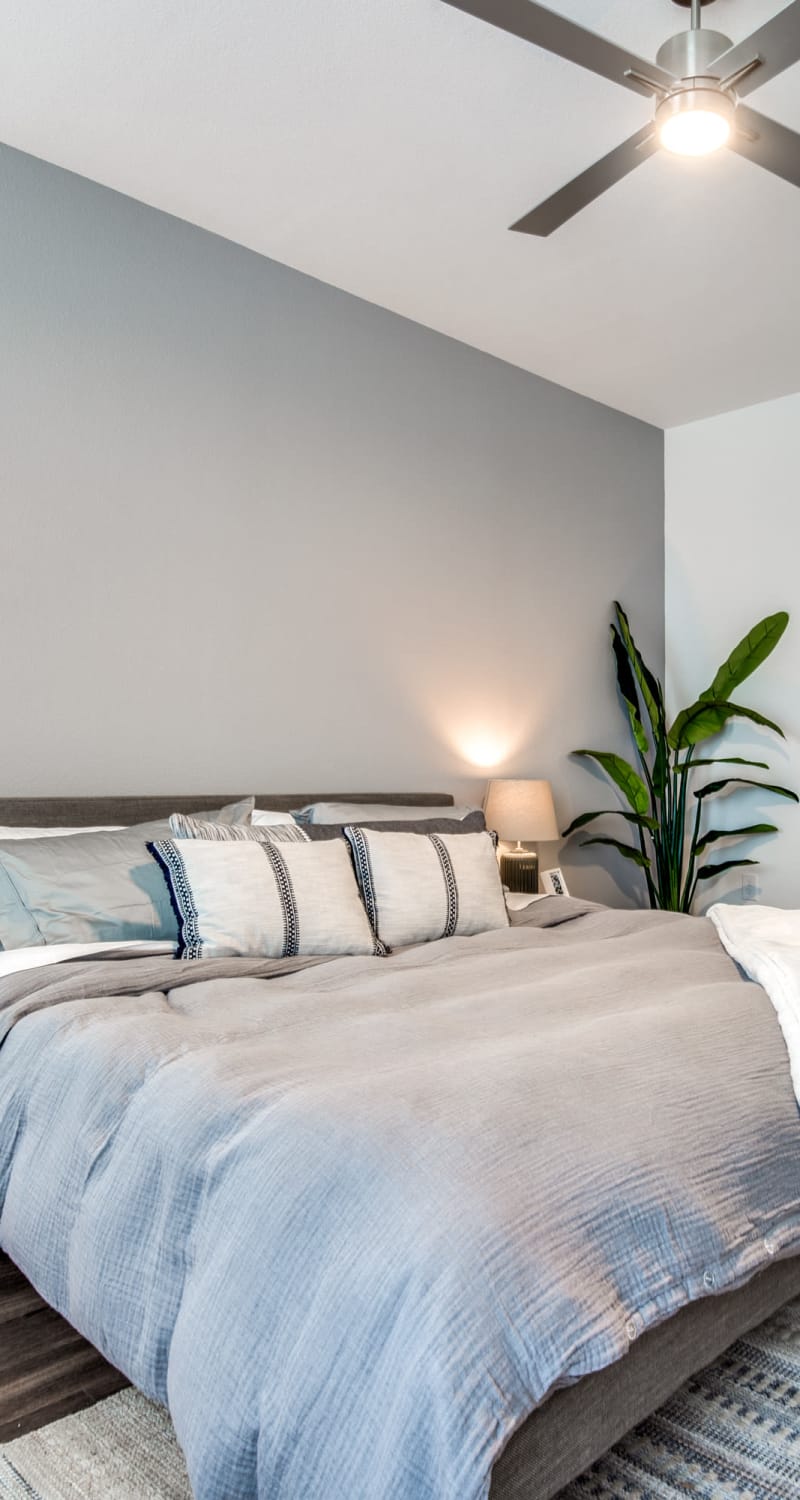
<box><xmin>0</xmin><ymin>1252</ymin><xmax>129</xmax><ymax>1443</ymax></box>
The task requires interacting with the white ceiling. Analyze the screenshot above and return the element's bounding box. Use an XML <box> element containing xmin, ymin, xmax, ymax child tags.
<box><xmin>1</xmin><ymin>0</ymin><xmax>798</xmax><ymax>426</ymax></box>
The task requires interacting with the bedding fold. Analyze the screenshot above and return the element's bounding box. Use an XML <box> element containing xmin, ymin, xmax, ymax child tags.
<box><xmin>708</xmin><ymin>901</ymin><xmax>800</xmax><ymax>1103</ymax></box>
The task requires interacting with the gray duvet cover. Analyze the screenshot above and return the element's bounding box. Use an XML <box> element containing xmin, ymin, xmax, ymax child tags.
<box><xmin>2</xmin><ymin>898</ymin><xmax>800</xmax><ymax>1499</ymax></box>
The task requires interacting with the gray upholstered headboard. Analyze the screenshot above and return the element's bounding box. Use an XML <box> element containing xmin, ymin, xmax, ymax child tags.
<box><xmin>0</xmin><ymin>793</ymin><xmax>454</xmax><ymax>828</ymax></box>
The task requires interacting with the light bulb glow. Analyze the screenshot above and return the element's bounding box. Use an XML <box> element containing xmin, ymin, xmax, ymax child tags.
<box><xmin>660</xmin><ymin>107</ymin><xmax>730</xmax><ymax>156</ymax></box>
<box><xmin>458</xmin><ymin>733</ymin><xmax>511</xmax><ymax>769</ymax></box>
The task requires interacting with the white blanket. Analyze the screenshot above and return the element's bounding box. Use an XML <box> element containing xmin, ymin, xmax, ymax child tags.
<box><xmin>708</xmin><ymin>903</ymin><xmax>800</xmax><ymax>1101</ymax></box>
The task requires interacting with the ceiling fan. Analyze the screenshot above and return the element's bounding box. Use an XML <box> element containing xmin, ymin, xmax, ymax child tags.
<box><xmin>441</xmin><ymin>0</ymin><xmax>800</xmax><ymax>234</ymax></box>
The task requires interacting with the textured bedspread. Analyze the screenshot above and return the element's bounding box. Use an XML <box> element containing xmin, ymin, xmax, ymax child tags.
<box><xmin>2</xmin><ymin>899</ymin><xmax>800</xmax><ymax>1499</ymax></box>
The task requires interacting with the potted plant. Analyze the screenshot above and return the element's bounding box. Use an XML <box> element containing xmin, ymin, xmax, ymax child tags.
<box><xmin>563</xmin><ymin>604</ymin><xmax>797</xmax><ymax>912</ymax></box>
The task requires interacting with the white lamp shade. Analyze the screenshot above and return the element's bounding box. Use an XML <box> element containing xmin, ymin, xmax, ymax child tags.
<box><xmin>483</xmin><ymin>779</ymin><xmax>559</xmax><ymax>843</ymax></box>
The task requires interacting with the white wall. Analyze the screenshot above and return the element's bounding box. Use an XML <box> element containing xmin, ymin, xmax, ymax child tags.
<box><xmin>666</xmin><ymin>391</ymin><xmax>800</xmax><ymax>908</ymax></box>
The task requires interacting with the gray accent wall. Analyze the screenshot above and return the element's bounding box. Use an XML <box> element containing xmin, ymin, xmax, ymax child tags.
<box><xmin>1</xmin><ymin>143</ymin><xmax>664</xmax><ymax>902</ymax></box>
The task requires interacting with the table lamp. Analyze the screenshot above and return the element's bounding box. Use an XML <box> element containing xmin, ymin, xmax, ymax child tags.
<box><xmin>483</xmin><ymin>779</ymin><xmax>559</xmax><ymax>893</ymax></box>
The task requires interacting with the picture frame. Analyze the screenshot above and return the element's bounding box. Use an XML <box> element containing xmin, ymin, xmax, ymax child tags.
<box><xmin>540</xmin><ymin>866</ymin><xmax>570</xmax><ymax>897</ymax></box>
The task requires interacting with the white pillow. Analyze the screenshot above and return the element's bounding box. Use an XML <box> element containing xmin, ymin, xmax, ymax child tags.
<box><xmin>149</xmin><ymin>837</ymin><xmax>382</xmax><ymax>959</ymax></box>
<box><xmin>296</xmin><ymin>803</ymin><xmax>476</xmax><ymax>825</ymax></box>
<box><xmin>344</xmin><ymin>828</ymin><xmax>509</xmax><ymax>948</ymax></box>
<box><xmin>251</xmin><ymin>808</ymin><xmax>297</xmax><ymax>827</ymax></box>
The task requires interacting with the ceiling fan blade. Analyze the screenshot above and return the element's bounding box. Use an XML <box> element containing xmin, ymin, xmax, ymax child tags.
<box><xmin>730</xmin><ymin>105</ymin><xmax>800</xmax><ymax>191</ymax></box>
<box><xmin>441</xmin><ymin>0</ymin><xmax>673</xmax><ymax>96</ymax></box>
<box><xmin>710</xmin><ymin>0</ymin><xmax>800</xmax><ymax>96</ymax></box>
<box><xmin>510</xmin><ymin>123</ymin><xmax>658</xmax><ymax>236</ymax></box>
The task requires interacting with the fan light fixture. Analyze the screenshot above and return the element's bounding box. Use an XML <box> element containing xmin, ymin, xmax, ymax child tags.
<box><xmin>441</xmin><ymin>0</ymin><xmax>800</xmax><ymax>236</ymax></box>
<box><xmin>657</xmin><ymin>87</ymin><xmax>734</xmax><ymax>156</ymax></box>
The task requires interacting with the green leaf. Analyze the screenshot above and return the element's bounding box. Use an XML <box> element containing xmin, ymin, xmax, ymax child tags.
<box><xmin>726</xmin><ymin>704</ymin><xmax>785</xmax><ymax>736</ymax></box>
<box><xmin>674</xmin><ymin>757</ymin><xmax>769</xmax><ymax>774</ymax></box>
<box><xmin>573</xmin><ymin>750</ymin><xmax>650</xmax><ymax>816</ymax></box>
<box><xmin>668</xmin><ymin>701</ymin><xmax>728</xmax><ymax>748</ymax></box>
<box><xmin>701</xmin><ymin>612</ymin><xmax>789</xmax><ymax>703</ymax></box>
<box><xmin>694</xmin><ymin>777</ymin><xmax>799</xmax><ymax>802</ymax></box>
<box><xmin>561</xmin><ymin>809</ymin><xmax>657</xmax><ymax>837</ymax></box>
<box><xmin>695</xmin><ymin>858</ymin><xmax>759</xmax><ymax>881</ymax></box>
<box><xmin>614</xmin><ymin>603</ymin><xmax>663</xmax><ymax>736</ymax></box>
<box><xmin>611</xmin><ymin>626</ymin><xmax>648</xmax><ymax>755</ymax></box>
<box><xmin>668</xmin><ymin>699</ymin><xmax>784</xmax><ymax>749</ymax></box>
<box><xmin>693</xmin><ymin>823</ymin><xmax>778</xmax><ymax>856</ymax></box>
<box><xmin>580</xmin><ymin>836</ymin><xmax>651</xmax><ymax>868</ymax></box>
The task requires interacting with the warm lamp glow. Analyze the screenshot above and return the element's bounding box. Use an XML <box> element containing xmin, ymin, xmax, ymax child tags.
<box><xmin>459</xmin><ymin>733</ymin><xmax>511</xmax><ymax>769</ymax></box>
<box><xmin>657</xmin><ymin>89</ymin><xmax>733</xmax><ymax>157</ymax></box>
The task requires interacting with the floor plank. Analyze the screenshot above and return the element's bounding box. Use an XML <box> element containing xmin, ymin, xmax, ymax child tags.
<box><xmin>0</xmin><ymin>1252</ymin><xmax>129</xmax><ymax>1442</ymax></box>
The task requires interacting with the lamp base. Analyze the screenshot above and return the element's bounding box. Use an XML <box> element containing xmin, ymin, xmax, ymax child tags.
<box><xmin>499</xmin><ymin>847</ymin><xmax>539</xmax><ymax>894</ymax></box>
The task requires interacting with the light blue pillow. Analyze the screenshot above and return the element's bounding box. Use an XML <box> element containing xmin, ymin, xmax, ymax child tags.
<box><xmin>0</xmin><ymin>797</ymin><xmax>254</xmax><ymax>950</ymax></box>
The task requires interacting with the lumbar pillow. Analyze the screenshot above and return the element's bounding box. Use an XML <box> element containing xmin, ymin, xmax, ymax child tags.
<box><xmin>302</xmin><ymin>810</ymin><xmax>487</xmax><ymax>840</ymax></box>
<box><xmin>149</xmin><ymin>837</ymin><xmax>383</xmax><ymax>959</ymax></box>
<box><xmin>0</xmin><ymin>798</ymin><xmax>255</xmax><ymax>950</ymax></box>
<box><xmin>294</xmin><ymin>803</ymin><xmax>478</xmax><ymax>825</ymax></box>
<box><xmin>343</xmin><ymin>828</ymin><xmax>509</xmax><ymax>948</ymax></box>
<box><xmin>168</xmin><ymin>814</ymin><xmax>309</xmax><ymax>843</ymax></box>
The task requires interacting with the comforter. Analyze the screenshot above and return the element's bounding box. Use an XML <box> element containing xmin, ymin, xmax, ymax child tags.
<box><xmin>2</xmin><ymin>898</ymin><xmax>800</xmax><ymax>1499</ymax></box>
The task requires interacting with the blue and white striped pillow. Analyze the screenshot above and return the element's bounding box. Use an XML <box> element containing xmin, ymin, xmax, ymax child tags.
<box><xmin>344</xmin><ymin>827</ymin><xmax>509</xmax><ymax>949</ymax></box>
<box><xmin>149</xmin><ymin>836</ymin><xmax>383</xmax><ymax>959</ymax></box>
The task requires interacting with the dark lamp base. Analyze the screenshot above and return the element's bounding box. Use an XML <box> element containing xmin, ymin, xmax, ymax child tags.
<box><xmin>499</xmin><ymin>849</ymin><xmax>539</xmax><ymax>894</ymax></box>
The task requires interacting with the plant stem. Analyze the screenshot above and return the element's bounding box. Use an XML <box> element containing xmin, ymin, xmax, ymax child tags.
<box><xmin>629</xmin><ymin>718</ymin><xmax>662</xmax><ymax>909</ymax></box>
<box><xmin>636</xmin><ymin>821</ymin><xmax>658</xmax><ymax>907</ymax></box>
<box><xmin>681</xmin><ymin>792</ymin><xmax>703</xmax><ymax>912</ymax></box>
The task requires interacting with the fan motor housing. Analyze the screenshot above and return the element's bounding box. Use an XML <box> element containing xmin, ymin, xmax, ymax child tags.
<box><xmin>656</xmin><ymin>28</ymin><xmax>733</xmax><ymax>78</ymax></box>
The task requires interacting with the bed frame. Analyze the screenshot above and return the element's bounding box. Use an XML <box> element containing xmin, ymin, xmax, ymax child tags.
<box><xmin>3</xmin><ymin>791</ymin><xmax>799</xmax><ymax>1499</ymax></box>
<box><xmin>0</xmin><ymin>792</ymin><xmax>453</xmax><ymax>827</ymax></box>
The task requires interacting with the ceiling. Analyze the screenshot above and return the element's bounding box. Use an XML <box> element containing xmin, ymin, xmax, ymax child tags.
<box><xmin>0</xmin><ymin>0</ymin><xmax>798</xmax><ymax>427</ymax></box>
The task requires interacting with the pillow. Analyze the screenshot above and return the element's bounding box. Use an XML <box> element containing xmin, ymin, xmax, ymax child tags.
<box><xmin>344</xmin><ymin>828</ymin><xmax>509</xmax><ymax>949</ymax></box>
<box><xmin>169</xmin><ymin>814</ymin><xmax>309</xmax><ymax>843</ymax></box>
<box><xmin>294</xmin><ymin>802</ymin><xmax>477</xmax><ymax>825</ymax></box>
<box><xmin>251</xmin><ymin>808</ymin><xmax>297</xmax><ymax>827</ymax></box>
<box><xmin>149</xmin><ymin>838</ymin><xmax>383</xmax><ymax>959</ymax></box>
<box><xmin>304</xmin><ymin>811</ymin><xmax>487</xmax><ymax>840</ymax></box>
<box><xmin>0</xmin><ymin>797</ymin><xmax>255</xmax><ymax>950</ymax></box>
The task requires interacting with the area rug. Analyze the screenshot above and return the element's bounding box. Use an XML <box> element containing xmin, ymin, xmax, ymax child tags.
<box><xmin>0</xmin><ymin>1389</ymin><xmax>190</xmax><ymax>1500</ymax></box>
<box><xmin>3</xmin><ymin>1297</ymin><xmax>800</xmax><ymax>1499</ymax></box>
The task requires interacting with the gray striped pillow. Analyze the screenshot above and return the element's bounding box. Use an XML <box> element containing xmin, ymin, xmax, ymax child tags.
<box><xmin>344</xmin><ymin>827</ymin><xmax>509</xmax><ymax>949</ymax></box>
<box><xmin>169</xmin><ymin>813</ymin><xmax>309</xmax><ymax>843</ymax></box>
<box><xmin>149</xmin><ymin>837</ymin><xmax>383</xmax><ymax>959</ymax></box>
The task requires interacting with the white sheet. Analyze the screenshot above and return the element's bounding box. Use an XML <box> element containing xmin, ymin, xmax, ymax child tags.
<box><xmin>708</xmin><ymin>902</ymin><xmax>800</xmax><ymax>1101</ymax></box>
<box><xmin>0</xmin><ymin>939</ymin><xmax>175</xmax><ymax>980</ymax></box>
<box><xmin>0</xmin><ymin>905</ymin><xmax>541</xmax><ymax>974</ymax></box>
<box><xmin>0</xmin><ymin>826</ymin><xmax>123</xmax><ymax>840</ymax></box>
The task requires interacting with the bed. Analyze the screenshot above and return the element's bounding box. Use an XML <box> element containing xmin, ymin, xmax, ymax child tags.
<box><xmin>1</xmin><ymin>791</ymin><xmax>800</xmax><ymax>1500</ymax></box>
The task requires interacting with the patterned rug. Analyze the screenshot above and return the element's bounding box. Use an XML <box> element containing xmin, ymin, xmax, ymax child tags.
<box><xmin>3</xmin><ymin>1298</ymin><xmax>800</xmax><ymax>1499</ymax></box>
